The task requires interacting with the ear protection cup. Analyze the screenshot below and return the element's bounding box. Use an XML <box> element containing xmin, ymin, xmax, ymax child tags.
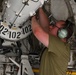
<box><xmin>56</xmin><ymin>20</ymin><xmax>73</xmax><ymax>39</ymax></box>
<box><xmin>57</xmin><ymin>28</ymin><xmax>68</xmax><ymax>38</ymax></box>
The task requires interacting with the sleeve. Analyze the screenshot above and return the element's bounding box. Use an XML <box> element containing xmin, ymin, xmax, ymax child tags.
<box><xmin>48</xmin><ymin>35</ymin><xmax>68</xmax><ymax>54</ymax></box>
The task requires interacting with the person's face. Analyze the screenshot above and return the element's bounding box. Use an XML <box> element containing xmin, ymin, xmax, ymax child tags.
<box><xmin>49</xmin><ymin>21</ymin><xmax>66</xmax><ymax>37</ymax></box>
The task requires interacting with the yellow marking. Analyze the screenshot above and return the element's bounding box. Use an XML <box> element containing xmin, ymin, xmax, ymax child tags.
<box><xmin>32</xmin><ymin>68</ymin><xmax>39</xmax><ymax>73</ymax></box>
<box><xmin>32</xmin><ymin>68</ymin><xmax>76</xmax><ymax>75</ymax></box>
<box><xmin>67</xmin><ymin>71</ymin><xmax>76</xmax><ymax>75</ymax></box>
<box><xmin>11</xmin><ymin>27</ymin><xmax>18</xmax><ymax>30</ymax></box>
<box><xmin>1</xmin><ymin>22</ymin><xmax>7</xmax><ymax>26</ymax></box>
<box><xmin>1</xmin><ymin>22</ymin><xmax>18</xmax><ymax>30</ymax></box>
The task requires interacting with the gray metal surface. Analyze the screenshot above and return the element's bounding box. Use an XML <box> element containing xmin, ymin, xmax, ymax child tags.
<box><xmin>51</xmin><ymin>0</ymin><xmax>70</xmax><ymax>20</ymax></box>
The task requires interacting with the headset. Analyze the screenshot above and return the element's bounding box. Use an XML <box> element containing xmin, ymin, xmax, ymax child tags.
<box><xmin>49</xmin><ymin>15</ymin><xmax>74</xmax><ymax>39</ymax></box>
<box><xmin>57</xmin><ymin>27</ymin><xmax>68</xmax><ymax>38</ymax></box>
<box><xmin>57</xmin><ymin>20</ymin><xmax>73</xmax><ymax>39</ymax></box>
